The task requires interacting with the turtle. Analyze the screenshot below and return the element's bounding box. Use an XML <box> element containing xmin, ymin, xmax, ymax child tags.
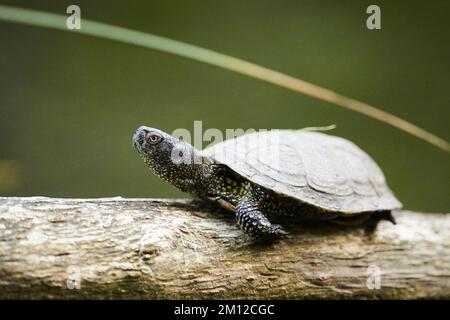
<box><xmin>132</xmin><ymin>126</ymin><xmax>402</xmax><ymax>240</ymax></box>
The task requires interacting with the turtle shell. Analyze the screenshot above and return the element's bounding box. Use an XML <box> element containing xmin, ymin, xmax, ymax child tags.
<box><xmin>202</xmin><ymin>130</ymin><xmax>402</xmax><ymax>213</ymax></box>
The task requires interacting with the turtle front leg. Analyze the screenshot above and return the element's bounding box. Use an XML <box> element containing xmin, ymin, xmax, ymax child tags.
<box><xmin>236</xmin><ymin>195</ymin><xmax>288</xmax><ymax>240</ymax></box>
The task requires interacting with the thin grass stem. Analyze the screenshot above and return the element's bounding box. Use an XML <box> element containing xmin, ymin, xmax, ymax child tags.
<box><xmin>1</xmin><ymin>5</ymin><xmax>448</xmax><ymax>152</ymax></box>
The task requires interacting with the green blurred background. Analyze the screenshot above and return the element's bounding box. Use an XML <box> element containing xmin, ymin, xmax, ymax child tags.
<box><xmin>0</xmin><ymin>1</ymin><xmax>448</xmax><ymax>212</ymax></box>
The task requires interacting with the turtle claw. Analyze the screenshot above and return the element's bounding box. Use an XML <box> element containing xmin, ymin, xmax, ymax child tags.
<box><xmin>270</xmin><ymin>224</ymin><xmax>290</xmax><ymax>239</ymax></box>
<box><xmin>254</xmin><ymin>224</ymin><xmax>290</xmax><ymax>241</ymax></box>
<box><xmin>249</xmin><ymin>224</ymin><xmax>291</xmax><ymax>243</ymax></box>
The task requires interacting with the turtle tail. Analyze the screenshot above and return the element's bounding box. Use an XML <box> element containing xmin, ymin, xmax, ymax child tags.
<box><xmin>378</xmin><ymin>210</ymin><xmax>397</xmax><ymax>225</ymax></box>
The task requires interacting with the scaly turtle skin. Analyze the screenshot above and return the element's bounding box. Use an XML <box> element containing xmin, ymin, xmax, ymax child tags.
<box><xmin>133</xmin><ymin>126</ymin><xmax>402</xmax><ymax>240</ymax></box>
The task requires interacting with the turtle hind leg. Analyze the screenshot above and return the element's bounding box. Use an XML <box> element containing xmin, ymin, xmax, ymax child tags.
<box><xmin>327</xmin><ymin>211</ymin><xmax>396</xmax><ymax>236</ymax></box>
<box><xmin>236</xmin><ymin>194</ymin><xmax>289</xmax><ymax>241</ymax></box>
<box><xmin>361</xmin><ymin>210</ymin><xmax>396</xmax><ymax>235</ymax></box>
<box><xmin>330</xmin><ymin>210</ymin><xmax>396</xmax><ymax>226</ymax></box>
<box><xmin>329</xmin><ymin>214</ymin><xmax>372</xmax><ymax>226</ymax></box>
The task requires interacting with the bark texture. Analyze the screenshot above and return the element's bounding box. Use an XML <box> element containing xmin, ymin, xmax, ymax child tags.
<box><xmin>0</xmin><ymin>197</ymin><xmax>449</xmax><ymax>299</ymax></box>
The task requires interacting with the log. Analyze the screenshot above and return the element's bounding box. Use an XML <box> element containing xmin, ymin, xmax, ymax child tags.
<box><xmin>0</xmin><ymin>197</ymin><xmax>448</xmax><ymax>299</ymax></box>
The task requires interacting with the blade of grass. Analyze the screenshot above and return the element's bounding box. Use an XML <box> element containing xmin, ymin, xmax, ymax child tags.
<box><xmin>0</xmin><ymin>5</ymin><xmax>448</xmax><ymax>152</ymax></box>
<box><xmin>301</xmin><ymin>124</ymin><xmax>337</xmax><ymax>132</ymax></box>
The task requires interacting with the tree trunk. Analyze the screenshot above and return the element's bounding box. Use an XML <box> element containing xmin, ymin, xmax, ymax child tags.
<box><xmin>0</xmin><ymin>197</ymin><xmax>448</xmax><ymax>299</ymax></box>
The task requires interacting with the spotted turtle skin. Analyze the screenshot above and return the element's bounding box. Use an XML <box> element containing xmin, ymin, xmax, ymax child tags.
<box><xmin>133</xmin><ymin>127</ymin><xmax>402</xmax><ymax>240</ymax></box>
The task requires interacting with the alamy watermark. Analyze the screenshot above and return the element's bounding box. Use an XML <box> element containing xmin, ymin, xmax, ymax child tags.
<box><xmin>66</xmin><ymin>5</ymin><xmax>81</xmax><ymax>30</ymax></box>
<box><xmin>366</xmin><ymin>264</ymin><xmax>381</xmax><ymax>290</ymax></box>
<box><xmin>168</xmin><ymin>121</ymin><xmax>282</xmax><ymax>168</ymax></box>
<box><xmin>64</xmin><ymin>5</ymin><xmax>381</xmax><ymax>33</ymax></box>
<box><xmin>366</xmin><ymin>5</ymin><xmax>381</xmax><ymax>30</ymax></box>
<box><xmin>66</xmin><ymin>265</ymin><xmax>81</xmax><ymax>289</ymax></box>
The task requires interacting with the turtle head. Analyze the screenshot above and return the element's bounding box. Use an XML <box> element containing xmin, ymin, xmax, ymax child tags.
<box><xmin>133</xmin><ymin>126</ymin><xmax>176</xmax><ymax>158</ymax></box>
<box><xmin>132</xmin><ymin>126</ymin><xmax>205</xmax><ymax>193</ymax></box>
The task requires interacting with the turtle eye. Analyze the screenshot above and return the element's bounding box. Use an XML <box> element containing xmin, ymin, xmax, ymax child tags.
<box><xmin>146</xmin><ymin>134</ymin><xmax>162</xmax><ymax>144</ymax></box>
